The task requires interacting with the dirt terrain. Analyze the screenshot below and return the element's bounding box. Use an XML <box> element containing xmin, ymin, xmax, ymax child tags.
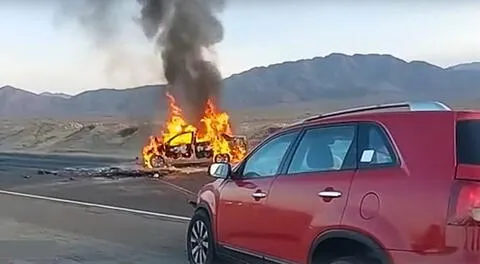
<box><xmin>0</xmin><ymin>108</ymin><xmax>301</xmax><ymax>158</ymax></box>
<box><xmin>0</xmin><ymin>99</ymin><xmax>477</xmax><ymax>158</ymax></box>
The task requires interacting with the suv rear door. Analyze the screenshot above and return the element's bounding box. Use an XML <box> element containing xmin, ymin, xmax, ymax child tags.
<box><xmin>258</xmin><ymin>123</ymin><xmax>358</xmax><ymax>263</ymax></box>
<box><xmin>342</xmin><ymin>122</ymin><xmax>407</xmax><ymax>249</ymax></box>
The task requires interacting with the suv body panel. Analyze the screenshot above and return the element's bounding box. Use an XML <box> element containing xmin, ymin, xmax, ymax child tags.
<box><xmin>257</xmin><ymin>123</ymin><xmax>358</xmax><ymax>262</ymax></box>
<box><xmin>193</xmin><ymin>108</ymin><xmax>480</xmax><ymax>264</ymax></box>
<box><xmin>216</xmin><ymin>129</ymin><xmax>301</xmax><ymax>254</ymax></box>
<box><xmin>343</xmin><ymin>111</ymin><xmax>457</xmax><ymax>252</ymax></box>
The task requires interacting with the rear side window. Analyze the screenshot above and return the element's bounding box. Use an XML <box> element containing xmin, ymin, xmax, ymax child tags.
<box><xmin>358</xmin><ymin>123</ymin><xmax>397</xmax><ymax>168</ymax></box>
<box><xmin>456</xmin><ymin>120</ymin><xmax>480</xmax><ymax>165</ymax></box>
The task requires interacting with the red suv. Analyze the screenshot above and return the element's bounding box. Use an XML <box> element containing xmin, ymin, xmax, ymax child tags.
<box><xmin>187</xmin><ymin>101</ymin><xmax>480</xmax><ymax>264</ymax></box>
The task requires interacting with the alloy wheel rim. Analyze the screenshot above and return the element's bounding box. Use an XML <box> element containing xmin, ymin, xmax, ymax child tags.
<box><xmin>190</xmin><ymin>220</ymin><xmax>209</xmax><ymax>264</ymax></box>
<box><xmin>151</xmin><ymin>156</ymin><xmax>165</xmax><ymax>168</ymax></box>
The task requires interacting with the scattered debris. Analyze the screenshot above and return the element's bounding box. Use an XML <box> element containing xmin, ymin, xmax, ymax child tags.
<box><xmin>34</xmin><ymin>164</ymin><xmax>208</xmax><ymax>180</ymax></box>
<box><xmin>37</xmin><ymin>169</ymin><xmax>58</xmax><ymax>176</ymax></box>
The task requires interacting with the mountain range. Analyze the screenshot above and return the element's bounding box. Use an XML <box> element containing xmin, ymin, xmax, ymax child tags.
<box><xmin>1</xmin><ymin>53</ymin><xmax>480</xmax><ymax>119</ymax></box>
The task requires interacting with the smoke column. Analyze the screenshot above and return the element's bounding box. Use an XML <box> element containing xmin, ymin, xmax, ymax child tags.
<box><xmin>54</xmin><ymin>0</ymin><xmax>121</xmax><ymax>49</ymax></box>
<box><xmin>137</xmin><ymin>0</ymin><xmax>225</xmax><ymax>126</ymax></box>
<box><xmin>54</xmin><ymin>0</ymin><xmax>164</xmax><ymax>88</ymax></box>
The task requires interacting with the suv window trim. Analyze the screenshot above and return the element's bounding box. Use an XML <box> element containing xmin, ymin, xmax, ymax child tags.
<box><xmin>357</xmin><ymin>122</ymin><xmax>400</xmax><ymax>170</ymax></box>
<box><xmin>279</xmin><ymin>122</ymin><xmax>359</xmax><ymax>175</ymax></box>
<box><xmin>233</xmin><ymin>128</ymin><xmax>301</xmax><ymax>179</ymax></box>
<box><xmin>456</xmin><ymin>120</ymin><xmax>480</xmax><ymax>165</ymax></box>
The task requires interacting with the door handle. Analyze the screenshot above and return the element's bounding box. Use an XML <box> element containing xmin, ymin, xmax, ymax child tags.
<box><xmin>251</xmin><ymin>192</ymin><xmax>267</xmax><ymax>199</ymax></box>
<box><xmin>318</xmin><ymin>191</ymin><xmax>342</xmax><ymax>198</ymax></box>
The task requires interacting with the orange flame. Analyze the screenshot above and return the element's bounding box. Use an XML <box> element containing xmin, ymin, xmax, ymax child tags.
<box><xmin>142</xmin><ymin>92</ymin><xmax>246</xmax><ymax>168</ymax></box>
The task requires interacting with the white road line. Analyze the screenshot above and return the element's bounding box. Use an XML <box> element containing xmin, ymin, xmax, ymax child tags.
<box><xmin>0</xmin><ymin>189</ymin><xmax>191</xmax><ymax>222</ymax></box>
<box><xmin>156</xmin><ymin>179</ymin><xmax>196</xmax><ymax>196</ymax></box>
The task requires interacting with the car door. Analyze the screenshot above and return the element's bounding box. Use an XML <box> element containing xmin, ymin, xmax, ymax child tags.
<box><xmin>165</xmin><ymin>131</ymin><xmax>194</xmax><ymax>159</ymax></box>
<box><xmin>216</xmin><ymin>129</ymin><xmax>300</xmax><ymax>254</ymax></box>
<box><xmin>259</xmin><ymin>124</ymin><xmax>358</xmax><ymax>263</ymax></box>
<box><xmin>342</xmin><ymin>122</ymin><xmax>408</xmax><ymax>250</ymax></box>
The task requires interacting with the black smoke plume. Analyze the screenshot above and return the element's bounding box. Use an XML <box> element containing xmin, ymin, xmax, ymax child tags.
<box><xmin>55</xmin><ymin>0</ymin><xmax>121</xmax><ymax>49</ymax></box>
<box><xmin>138</xmin><ymin>0</ymin><xmax>225</xmax><ymax>126</ymax></box>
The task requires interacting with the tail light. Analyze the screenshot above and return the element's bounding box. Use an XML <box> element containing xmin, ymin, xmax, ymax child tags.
<box><xmin>448</xmin><ymin>181</ymin><xmax>480</xmax><ymax>226</ymax></box>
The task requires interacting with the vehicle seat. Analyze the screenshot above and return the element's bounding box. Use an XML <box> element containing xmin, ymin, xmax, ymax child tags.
<box><xmin>305</xmin><ymin>144</ymin><xmax>334</xmax><ymax>171</ymax></box>
<box><xmin>332</xmin><ymin>155</ymin><xmax>343</xmax><ymax>169</ymax></box>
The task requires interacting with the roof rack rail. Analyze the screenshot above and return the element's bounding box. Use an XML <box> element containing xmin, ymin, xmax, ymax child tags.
<box><xmin>302</xmin><ymin>101</ymin><xmax>451</xmax><ymax>123</ymax></box>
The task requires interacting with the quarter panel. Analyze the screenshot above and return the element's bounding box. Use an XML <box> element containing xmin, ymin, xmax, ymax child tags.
<box><xmin>197</xmin><ymin>179</ymin><xmax>224</xmax><ymax>240</ymax></box>
<box><xmin>343</xmin><ymin>113</ymin><xmax>456</xmax><ymax>252</ymax></box>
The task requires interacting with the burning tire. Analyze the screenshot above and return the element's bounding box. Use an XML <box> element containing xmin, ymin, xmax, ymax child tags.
<box><xmin>149</xmin><ymin>154</ymin><xmax>167</xmax><ymax>168</ymax></box>
<box><xmin>213</xmin><ymin>154</ymin><xmax>230</xmax><ymax>163</ymax></box>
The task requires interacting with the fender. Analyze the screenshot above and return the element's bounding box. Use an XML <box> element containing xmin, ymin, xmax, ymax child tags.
<box><xmin>308</xmin><ymin>229</ymin><xmax>391</xmax><ymax>264</ymax></box>
<box><xmin>195</xmin><ymin>199</ymin><xmax>222</xmax><ymax>254</ymax></box>
<box><xmin>195</xmin><ymin>200</ymin><xmax>214</xmax><ymax>222</ymax></box>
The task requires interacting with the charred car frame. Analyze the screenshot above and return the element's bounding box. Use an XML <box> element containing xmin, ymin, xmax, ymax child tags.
<box><xmin>145</xmin><ymin>131</ymin><xmax>247</xmax><ymax>168</ymax></box>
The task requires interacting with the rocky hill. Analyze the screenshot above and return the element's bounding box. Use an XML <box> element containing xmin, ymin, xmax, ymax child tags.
<box><xmin>1</xmin><ymin>53</ymin><xmax>479</xmax><ymax>118</ymax></box>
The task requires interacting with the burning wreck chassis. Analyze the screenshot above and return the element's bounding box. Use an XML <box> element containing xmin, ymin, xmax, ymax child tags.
<box><xmin>144</xmin><ymin>131</ymin><xmax>248</xmax><ymax>168</ymax></box>
<box><xmin>142</xmin><ymin>91</ymin><xmax>248</xmax><ymax>169</ymax></box>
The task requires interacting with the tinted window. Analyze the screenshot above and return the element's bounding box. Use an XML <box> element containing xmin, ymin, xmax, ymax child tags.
<box><xmin>359</xmin><ymin>124</ymin><xmax>396</xmax><ymax>168</ymax></box>
<box><xmin>457</xmin><ymin>120</ymin><xmax>480</xmax><ymax>165</ymax></box>
<box><xmin>287</xmin><ymin>126</ymin><xmax>356</xmax><ymax>174</ymax></box>
<box><xmin>242</xmin><ymin>132</ymin><xmax>298</xmax><ymax>178</ymax></box>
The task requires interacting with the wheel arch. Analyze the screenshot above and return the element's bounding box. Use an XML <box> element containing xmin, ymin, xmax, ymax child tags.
<box><xmin>195</xmin><ymin>199</ymin><xmax>223</xmax><ymax>255</ymax></box>
<box><xmin>308</xmin><ymin>229</ymin><xmax>391</xmax><ymax>264</ymax></box>
<box><xmin>195</xmin><ymin>201</ymin><xmax>213</xmax><ymax>220</ymax></box>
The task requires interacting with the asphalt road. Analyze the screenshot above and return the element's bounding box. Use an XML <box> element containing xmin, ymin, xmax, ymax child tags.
<box><xmin>0</xmin><ymin>152</ymin><xmax>215</xmax><ymax>264</ymax></box>
<box><xmin>0</xmin><ymin>194</ymin><xmax>188</xmax><ymax>263</ymax></box>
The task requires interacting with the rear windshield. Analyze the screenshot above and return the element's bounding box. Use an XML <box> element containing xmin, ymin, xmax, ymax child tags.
<box><xmin>457</xmin><ymin>120</ymin><xmax>480</xmax><ymax>165</ymax></box>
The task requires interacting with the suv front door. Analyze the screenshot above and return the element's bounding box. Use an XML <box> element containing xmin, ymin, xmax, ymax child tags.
<box><xmin>259</xmin><ymin>124</ymin><xmax>358</xmax><ymax>263</ymax></box>
<box><xmin>216</xmin><ymin>129</ymin><xmax>300</xmax><ymax>254</ymax></box>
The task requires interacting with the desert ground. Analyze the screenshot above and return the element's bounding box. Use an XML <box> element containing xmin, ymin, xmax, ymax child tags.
<box><xmin>2</xmin><ymin>97</ymin><xmax>478</xmax><ymax>157</ymax></box>
<box><xmin>0</xmin><ymin>103</ymin><xmax>310</xmax><ymax>157</ymax></box>
<box><xmin>0</xmin><ymin>100</ymin><xmax>359</xmax><ymax>263</ymax></box>
<box><xmin>0</xmin><ymin>99</ymin><xmax>477</xmax><ymax>263</ymax></box>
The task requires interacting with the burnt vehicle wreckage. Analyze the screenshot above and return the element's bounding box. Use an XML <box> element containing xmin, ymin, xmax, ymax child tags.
<box><xmin>144</xmin><ymin>130</ymin><xmax>248</xmax><ymax>168</ymax></box>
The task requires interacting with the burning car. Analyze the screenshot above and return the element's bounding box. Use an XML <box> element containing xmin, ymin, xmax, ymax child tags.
<box><xmin>143</xmin><ymin>131</ymin><xmax>247</xmax><ymax>168</ymax></box>
<box><xmin>142</xmin><ymin>92</ymin><xmax>247</xmax><ymax>168</ymax></box>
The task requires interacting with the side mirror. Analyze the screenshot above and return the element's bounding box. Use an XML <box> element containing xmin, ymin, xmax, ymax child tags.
<box><xmin>208</xmin><ymin>163</ymin><xmax>231</xmax><ymax>179</ymax></box>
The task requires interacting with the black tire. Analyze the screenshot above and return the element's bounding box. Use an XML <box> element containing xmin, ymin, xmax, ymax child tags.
<box><xmin>149</xmin><ymin>154</ymin><xmax>166</xmax><ymax>168</ymax></box>
<box><xmin>329</xmin><ymin>256</ymin><xmax>369</xmax><ymax>264</ymax></box>
<box><xmin>214</xmin><ymin>154</ymin><xmax>230</xmax><ymax>163</ymax></box>
<box><xmin>186</xmin><ymin>210</ymin><xmax>216</xmax><ymax>264</ymax></box>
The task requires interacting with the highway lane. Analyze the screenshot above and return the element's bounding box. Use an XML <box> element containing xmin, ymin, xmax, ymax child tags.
<box><xmin>0</xmin><ymin>152</ymin><xmax>212</xmax><ymax>216</ymax></box>
<box><xmin>0</xmin><ymin>152</ymin><xmax>132</xmax><ymax>170</ymax></box>
<box><xmin>0</xmin><ymin>152</ymin><xmax>219</xmax><ymax>263</ymax></box>
<box><xmin>0</xmin><ymin>152</ymin><xmax>134</xmax><ymax>188</ymax></box>
<box><xmin>0</xmin><ymin>192</ymin><xmax>189</xmax><ymax>263</ymax></box>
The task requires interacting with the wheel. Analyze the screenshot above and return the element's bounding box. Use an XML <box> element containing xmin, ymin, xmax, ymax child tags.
<box><xmin>329</xmin><ymin>256</ymin><xmax>369</xmax><ymax>264</ymax></box>
<box><xmin>149</xmin><ymin>154</ymin><xmax>166</xmax><ymax>168</ymax></box>
<box><xmin>214</xmin><ymin>154</ymin><xmax>230</xmax><ymax>163</ymax></box>
<box><xmin>186</xmin><ymin>210</ymin><xmax>216</xmax><ymax>264</ymax></box>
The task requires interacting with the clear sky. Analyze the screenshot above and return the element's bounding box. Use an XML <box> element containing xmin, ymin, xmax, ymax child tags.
<box><xmin>0</xmin><ymin>0</ymin><xmax>479</xmax><ymax>95</ymax></box>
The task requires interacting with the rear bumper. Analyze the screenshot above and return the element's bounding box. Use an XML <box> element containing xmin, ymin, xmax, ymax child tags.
<box><xmin>390</xmin><ymin>225</ymin><xmax>479</xmax><ymax>264</ymax></box>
